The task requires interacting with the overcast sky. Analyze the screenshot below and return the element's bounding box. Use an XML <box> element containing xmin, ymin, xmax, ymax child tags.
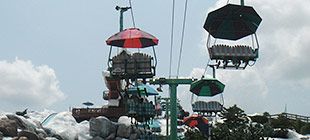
<box><xmin>0</xmin><ymin>0</ymin><xmax>310</xmax><ymax>116</ymax></box>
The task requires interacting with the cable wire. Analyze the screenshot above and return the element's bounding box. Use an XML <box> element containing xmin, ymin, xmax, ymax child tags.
<box><xmin>128</xmin><ymin>0</ymin><xmax>136</xmax><ymax>28</ymax></box>
<box><xmin>168</xmin><ymin>0</ymin><xmax>176</xmax><ymax>78</ymax></box>
<box><xmin>176</xmin><ymin>0</ymin><xmax>189</xmax><ymax>78</ymax></box>
<box><xmin>202</xmin><ymin>59</ymin><xmax>210</xmax><ymax>78</ymax></box>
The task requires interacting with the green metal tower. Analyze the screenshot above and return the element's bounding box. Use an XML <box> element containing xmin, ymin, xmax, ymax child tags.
<box><xmin>150</xmin><ymin>78</ymin><xmax>196</xmax><ymax>140</ymax></box>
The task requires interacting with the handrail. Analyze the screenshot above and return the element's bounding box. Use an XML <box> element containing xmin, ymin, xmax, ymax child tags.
<box><xmin>269</xmin><ymin>113</ymin><xmax>310</xmax><ymax>123</ymax></box>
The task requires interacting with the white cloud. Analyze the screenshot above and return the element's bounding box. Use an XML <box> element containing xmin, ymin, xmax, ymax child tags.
<box><xmin>250</xmin><ymin>0</ymin><xmax>310</xmax><ymax>88</ymax></box>
<box><xmin>0</xmin><ymin>58</ymin><xmax>66</xmax><ymax>109</ymax></box>
<box><xmin>217</xmin><ymin>67</ymin><xmax>268</xmax><ymax>112</ymax></box>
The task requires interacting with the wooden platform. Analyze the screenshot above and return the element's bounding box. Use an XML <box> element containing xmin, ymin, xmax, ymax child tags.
<box><xmin>72</xmin><ymin>106</ymin><xmax>126</xmax><ymax>122</ymax></box>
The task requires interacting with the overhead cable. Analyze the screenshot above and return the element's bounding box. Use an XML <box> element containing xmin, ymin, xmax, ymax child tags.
<box><xmin>176</xmin><ymin>0</ymin><xmax>189</xmax><ymax>78</ymax></box>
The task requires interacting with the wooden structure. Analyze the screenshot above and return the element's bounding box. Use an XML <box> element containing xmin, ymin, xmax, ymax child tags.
<box><xmin>72</xmin><ymin>106</ymin><xmax>126</xmax><ymax>122</ymax></box>
<box><xmin>269</xmin><ymin>113</ymin><xmax>310</xmax><ymax>123</ymax></box>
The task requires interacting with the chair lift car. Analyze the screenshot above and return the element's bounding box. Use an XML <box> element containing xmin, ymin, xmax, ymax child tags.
<box><xmin>126</xmin><ymin>83</ymin><xmax>158</xmax><ymax>123</ymax></box>
<box><xmin>203</xmin><ymin>3</ymin><xmax>262</xmax><ymax>69</ymax></box>
<box><xmin>192</xmin><ymin>101</ymin><xmax>223</xmax><ymax>115</ymax></box>
<box><xmin>106</xmin><ymin>28</ymin><xmax>159</xmax><ymax>82</ymax></box>
<box><xmin>190</xmin><ymin>65</ymin><xmax>225</xmax><ymax>116</ymax></box>
<box><xmin>190</xmin><ymin>78</ymin><xmax>225</xmax><ymax>116</ymax></box>
<box><xmin>106</xmin><ymin>28</ymin><xmax>159</xmax><ymax>125</ymax></box>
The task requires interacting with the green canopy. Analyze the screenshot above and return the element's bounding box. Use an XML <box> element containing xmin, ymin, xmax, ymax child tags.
<box><xmin>204</xmin><ymin>4</ymin><xmax>262</xmax><ymax>40</ymax></box>
<box><xmin>126</xmin><ymin>84</ymin><xmax>159</xmax><ymax>96</ymax></box>
<box><xmin>190</xmin><ymin>78</ymin><xmax>225</xmax><ymax>97</ymax></box>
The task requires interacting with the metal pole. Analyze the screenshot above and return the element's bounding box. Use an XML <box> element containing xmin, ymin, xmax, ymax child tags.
<box><xmin>120</xmin><ymin>10</ymin><xmax>123</xmax><ymax>31</ymax></box>
<box><xmin>169</xmin><ymin>83</ymin><xmax>178</xmax><ymax>140</ymax></box>
<box><xmin>208</xmin><ymin>64</ymin><xmax>216</xmax><ymax>78</ymax></box>
<box><xmin>212</xmin><ymin>66</ymin><xmax>215</xmax><ymax>78</ymax></box>
<box><xmin>164</xmin><ymin>98</ymin><xmax>169</xmax><ymax>137</ymax></box>
<box><xmin>116</xmin><ymin>6</ymin><xmax>131</xmax><ymax>32</ymax></box>
<box><xmin>241</xmin><ymin>0</ymin><xmax>244</xmax><ymax>6</ymax></box>
<box><xmin>149</xmin><ymin>78</ymin><xmax>196</xmax><ymax>140</ymax></box>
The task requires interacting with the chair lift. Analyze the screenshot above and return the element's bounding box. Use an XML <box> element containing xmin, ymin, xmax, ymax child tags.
<box><xmin>206</xmin><ymin>33</ymin><xmax>260</xmax><ymax>69</ymax></box>
<box><xmin>203</xmin><ymin>2</ymin><xmax>262</xmax><ymax>69</ymax></box>
<box><xmin>106</xmin><ymin>28</ymin><xmax>159</xmax><ymax>84</ymax></box>
<box><xmin>106</xmin><ymin>29</ymin><xmax>158</xmax><ymax>123</ymax></box>
<box><xmin>104</xmin><ymin>6</ymin><xmax>159</xmax><ymax>126</ymax></box>
<box><xmin>126</xmin><ymin>82</ymin><xmax>158</xmax><ymax>124</ymax></box>
<box><xmin>190</xmin><ymin>64</ymin><xmax>225</xmax><ymax>117</ymax></box>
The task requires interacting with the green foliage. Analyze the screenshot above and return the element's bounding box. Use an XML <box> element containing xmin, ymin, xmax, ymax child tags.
<box><xmin>261</xmin><ymin>123</ymin><xmax>274</xmax><ymax>138</ymax></box>
<box><xmin>301</xmin><ymin>123</ymin><xmax>310</xmax><ymax>135</ymax></box>
<box><xmin>270</xmin><ymin>114</ymin><xmax>293</xmax><ymax>130</ymax></box>
<box><xmin>293</xmin><ymin>119</ymin><xmax>305</xmax><ymax>133</ymax></box>
<box><xmin>184</xmin><ymin>128</ymin><xmax>208</xmax><ymax>140</ymax></box>
<box><xmin>211</xmin><ymin>105</ymin><xmax>264</xmax><ymax>140</ymax></box>
<box><xmin>177</xmin><ymin>109</ymin><xmax>189</xmax><ymax>119</ymax></box>
<box><xmin>263</xmin><ymin>112</ymin><xmax>270</xmax><ymax>116</ymax></box>
<box><xmin>250</xmin><ymin>113</ymin><xmax>269</xmax><ymax>124</ymax></box>
<box><xmin>220</xmin><ymin>105</ymin><xmax>249</xmax><ymax>128</ymax></box>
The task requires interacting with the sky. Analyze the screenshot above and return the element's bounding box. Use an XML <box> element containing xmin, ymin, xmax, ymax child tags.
<box><xmin>0</xmin><ymin>0</ymin><xmax>310</xmax><ymax>116</ymax></box>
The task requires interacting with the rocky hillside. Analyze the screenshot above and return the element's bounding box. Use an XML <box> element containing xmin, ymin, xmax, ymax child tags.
<box><xmin>0</xmin><ymin>110</ymin><xmax>147</xmax><ymax>140</ymax></box>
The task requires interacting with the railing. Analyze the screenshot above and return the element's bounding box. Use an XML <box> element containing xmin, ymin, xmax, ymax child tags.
<box><xmin>269</xmin><ymin>113</ymin><xmax>310</xmax><ymax>123</ymax></box>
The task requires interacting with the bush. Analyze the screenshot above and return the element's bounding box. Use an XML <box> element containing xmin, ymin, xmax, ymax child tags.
<box><xmin>211</xmin><ymin>105</ymin><xmax>264</xmax><ymax>140</ymax></box>
<box><xmin>270</xmin><ymin>114</ymin><xmax>294</xmax><ymax>130</ymax></box>
<box><xmin>184</xmin><ymin>128</ymin><xmax>208</xmax><ymax>140</ymax></box>
<box><xmin>301</xmin><ymin>123</ymin><xmax>310</xmax><ymax>135</ymax></box>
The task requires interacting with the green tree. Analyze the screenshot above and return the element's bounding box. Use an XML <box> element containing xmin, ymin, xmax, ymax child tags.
<box><xmin>294</xmin><ymin>119</ymin><xmax>304</xmax><ymax>133</ymax></box>
<box><xmin>270</xmin><ymin>114</ymin><xmax>293</xmax><ymax>130</ymax></box>
<box><xmin>250</xmin><ymin>112</ymin><xmax>270</xmax><ymax>124</ymax></box>
<box><xmin>211</xmin><ymin>105</ymin><xmax>264</xmax><ymax>140</ymax></box>
<box><xmin>301</xmin><ymin>123</ymin><xmax>310</xmax><ymax>135</ymax></box>
<box><xmin>220</xmin><ymin>105</ymin><xmax>249</xmax><ymax>128</ymax></box>
<box><xmin>184</xmin><ymin>128</ymin><xmax>208</xmax><ymax>140</ymax></box>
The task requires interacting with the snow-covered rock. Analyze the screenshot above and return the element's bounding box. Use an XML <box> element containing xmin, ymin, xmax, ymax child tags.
<box><xmin>6</xmin><ymin>114</ymin><xmax>39</xmax><ymax>132</ymax></box>
<box><xmin>0</xmin><ymin>113</ymin><xmax>7</xmax><ymax>120</ymax></box>
<box><xmin>89</xmin><ymin>116</ymin><xmax>118</xmax><ymax>138</ymax></box>
<box><xmin>18</xmin><ymin>130</ymin><xmax>41</xmax><ymax>140</ymax></box>
<box><xmin>117</xmin><ymin>124</ymin><xmax>132</xmax><ymax>138</ymax></box>
<box><xmin>287</xmin><ymin>130</ymin><xmax>310</xmax><ymax>140</ymax></box>
<box><xmin>118</xmin><ymin>116</ymin><xmax>134</xmax><ymax>126</ymax></box>
<box><xmin>27</xmin><ymin>109</ymin><xmax>56</xmax><ymax>123</ymax></box>
<box><xmin>0</xmin><ymin>119</ymin><xmax>17</xmax><ymax>136</ymax></box>
<box><xmin>44</xmin><ymin>111</ymin><xmax>91</xmax><ymax>140</ymax></box>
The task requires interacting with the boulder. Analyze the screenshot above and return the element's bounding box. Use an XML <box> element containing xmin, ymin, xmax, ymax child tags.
<box><xmin>117</xmin><ymin>124</ymin><xmax>132</xmax><ymax>138</ymax></box>
<box><xmin>90</xmin><ymin>136</ymin><xmax>105</xmax><ymax>140</ymax></box>
<box><xmin>18</xmin><ymin>136</ymin><xmax>28</xmax><ymax>140</ymax></box>
<box><xmin>42</xmin><ymin>127</ymin><xmax>55</xmax><ymax>137</ymax></box>
<box><xmin>0</xmin><ymin>119</ymin><xmax>18</xmax><ymax>136</ymax></box>
<box><xmin>118</xmin><ymin>116</ymin><xmax>134</xmax><ymax>126</ymax></box>
<box><xmin>18</xmin><ymin>130</ymin><xmax>40</xmax><ymax>140</ymax></box>
<box><xmin>132</xmin><ymin>127</ymin><xmax>141</xmax><ymax>136</ymax></box>
<box><xmin>106</xmin><ymin>133</ymin><xmax>116</xmax><ymax>140</ymax></box>
<box><xmin>89</xmin><ymin>116</ymin><xmax>118</xmax><ymax>138</ymax></box>
<box><xmin>0</xmin><ymin>131</ymin><xmax>3</xmax><ymax>140</ymax></box>
<box><xmin>129</xmin><ymin>133</ymin><xmax>139</xmax><ymax>140</ymax></box>
<box><xmin>35</xmin><ymin>128</ymin><xmax>47</xmax><ymax>138</ymax></box>
<box><xmin>6</xmin><ymin>115</ymin><xmax>27</xmax><ymax>129</ymax></box>
<box><xmin>52</xmin><ymin>134</ymin><xmax>64</xmax><ymax>140</ymax></box>
<box><xmin>115</xmin><ymin>137</ymin><xmax>125</xmax><ymax>140</ymax></box>
<box><xmin>6</xmin><ymin>115</ymin><xmax>36</xmax><ymax>132</ymax></box>
<box><xmin>12</xmin><ymin>137</ymin><xmax>19</xmax><ymax>140</ymax></box>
